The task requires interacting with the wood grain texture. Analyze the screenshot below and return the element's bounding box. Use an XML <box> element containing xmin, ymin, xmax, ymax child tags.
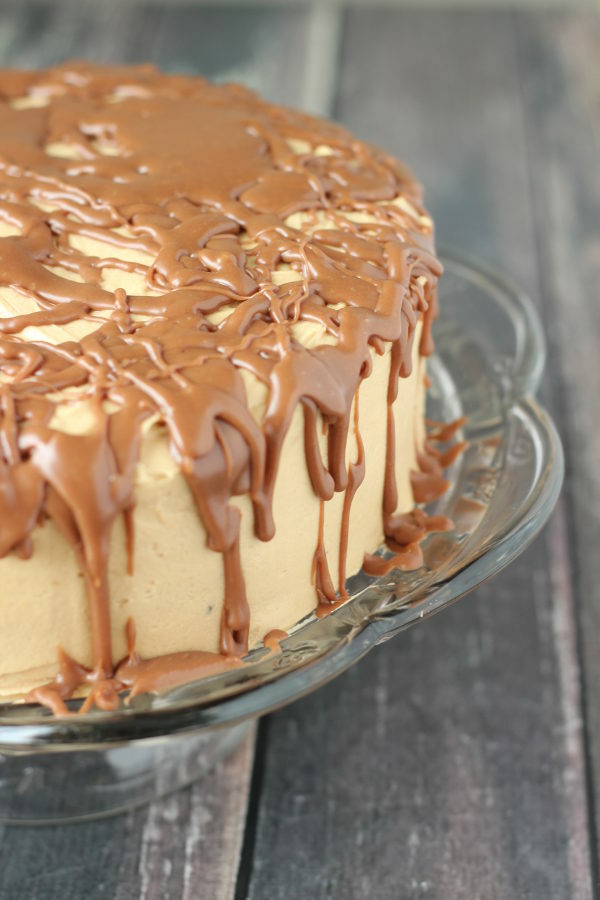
<box><xmin>514</xmin><ymin>11</ymin><xmax>600</xmax><ymax>888</ymax></box>
<box><xmin>245</xmin><ymin>10</ymin><xmax>594</xmax><ymax>899</ymax></box>
<box><xmin>0</xmin><ymin>0</ymin><xmax>342</xmax><ymax>118</ymax></box>
<box><xmin>0</xmin><ymin>1</ymin><xmax>311</xmax><ymax>107</ymax></box>
<box><xmin>0</xmin><ymin>728</ymin><xmax>255</xmax><ymax>900</ymax></box>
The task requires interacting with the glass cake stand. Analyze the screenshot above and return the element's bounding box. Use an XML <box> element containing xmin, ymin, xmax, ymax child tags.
<box><xmin>0</xmin><ymin>248</ymin><xmax>563</xmax><ymax>824</ymax></box>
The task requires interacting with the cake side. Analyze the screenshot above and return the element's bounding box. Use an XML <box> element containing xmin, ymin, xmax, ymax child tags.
<box><xmin>0</xmin><ymin>63</ymin><xmax>445</xmax><ymax>705</ymax></box>
<box><xmin>0</xmin><ymin>334</ymin><xmax>425</xmax><ymax>698</ymax></box>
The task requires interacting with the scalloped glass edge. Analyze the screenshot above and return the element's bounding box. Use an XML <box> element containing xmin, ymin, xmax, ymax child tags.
<box><xmin>0</xmin><ymin>248</ymin><xmax>563</xmax><ymax>750</ymax></box>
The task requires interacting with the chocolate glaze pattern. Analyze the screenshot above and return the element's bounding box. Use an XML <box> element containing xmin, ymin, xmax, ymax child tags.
<box><xmin>0</xmin><ymin>63</ymin><xmax>447</xmax><ymax>710</ymax></box>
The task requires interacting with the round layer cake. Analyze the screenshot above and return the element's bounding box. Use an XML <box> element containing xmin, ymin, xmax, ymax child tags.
<box><xmin>0</xmin><ymin>62</ymin><xmax>447</xmax><ymax>707</ymax></box>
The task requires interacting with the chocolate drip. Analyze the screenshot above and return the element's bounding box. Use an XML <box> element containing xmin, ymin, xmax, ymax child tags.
<box><xmin>312</xmin><ymin>499</ymin><xmax>338</xmax><ymax>609</ymax></box>
<box><xmin>363</xmin><ymin>509</ymin><xmax>454</xmax><ymax>577</ymax></box>
<box><xmin>363</xmin><ymin>545</ymin><xmax>423</xmax><ymax>576</ymax></box>
<box><xmin>302</xmin><ymin>398</ymin><xmax>334</xmax><ymax>501</ymax></box>
<box><xmin>27</xmin><ymin>619</ymin><xmax>243</xmax><ymax>713</ymax></box>
<box><xmin>0</xmin><ymin>63</ymin><xmax>446</xmax><ymax>709</ymax></box>
<box><xmin>262</xmin><ymin>629</ymin><xmax>288</xmax><ymax>656</ymax></box>
<box><xmin>337</xmin><ymin>389</ymin><xmax>365</xmax><ymax>601</ymax></box>
<box><xmin>410</xmin><ymin>425</ymin><xmax>468</xmax><ymax>505</ymax></box>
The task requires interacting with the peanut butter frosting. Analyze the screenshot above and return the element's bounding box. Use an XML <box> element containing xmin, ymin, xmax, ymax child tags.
<box><xmin>0</xmin><ymin>62</ymin><xmax>449</xmax><ymax>712</ymax></box>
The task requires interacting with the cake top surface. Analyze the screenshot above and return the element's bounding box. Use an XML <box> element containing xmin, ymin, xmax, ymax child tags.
<box><xmin>0</xmin><ymin>62</ymin><xmax>442</xmax><ymax>695</ymax></box>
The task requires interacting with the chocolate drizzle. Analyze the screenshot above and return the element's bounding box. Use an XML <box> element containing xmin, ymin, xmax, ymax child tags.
<box><xmin>0</xmin><ymin>63</ymin><xmax>448</xmax><ymax>709</ymax></box>
<box><xmin>338</xmin><ymin>389</ymin><xmax>366</xmax><ymax>601</ymax></box>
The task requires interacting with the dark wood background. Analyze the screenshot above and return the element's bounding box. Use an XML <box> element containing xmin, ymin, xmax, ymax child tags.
<box><xmin>0</xmin><ymin>4</ymin><xmax>598</xmax><ymax>898</ymax></box>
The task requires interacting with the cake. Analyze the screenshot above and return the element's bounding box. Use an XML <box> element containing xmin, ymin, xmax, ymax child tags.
<box><xmin>0</xmin><ymin>62</ymin><xmax>452</xmax><ymax>711</ymax></box>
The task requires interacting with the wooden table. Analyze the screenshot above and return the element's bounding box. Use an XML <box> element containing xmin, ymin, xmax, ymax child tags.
<box><xmin>0</xmin><ymin>4</ymin><xmax>598</xmax><ymax>898</ymax></box>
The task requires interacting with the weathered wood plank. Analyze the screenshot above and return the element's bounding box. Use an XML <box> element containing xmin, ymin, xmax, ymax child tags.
<box><xmin>5</xmin><ymin>0</ymin><xmax>598</xmax><ymax>9</ymax></box>
<box><xmin>247</xmin><ymin>551</ymin><xmax>587</xmax><ymax>900</ymax></box>
<box><xmin>245</xmin><ymin>10</ymin><xmax>593</xmax><ymax>899</ymax></box>
<box><xmin>514</xmin><ymin>11</ymin><xmax>600</xmax><ymax>888</ymax></box>
<box><xmin>0</xmin><ymin>728</ymin><xmax>255</xmax><ymax>900</ymax></box>
<box><xmin>0</xmin><ymin>1</ymin><xmax>312</xmax><ymax>108</ymax></box>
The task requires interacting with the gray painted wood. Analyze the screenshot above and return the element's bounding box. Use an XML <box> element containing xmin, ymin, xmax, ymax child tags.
<box><xmin>246</xmin><ymin>10</ymin><xmax>595</xmax><ymax>899</ymax></box>
<box><xmin>0</xmin><ymin>728</ymin><xmax>255</xmax><ymax>900</ymax></box>
<box><xmin>0</xmin><ymin>0</ymin><xmax>341</xmax><ymax>118</ymax></box>
<box><xmin>514</xmin><ymin>9</ymin><xmax>600</xmax><ymax>883</ymax></box>
<box><xmin>7</xmin><ymin>0</ymin><xmax>597</xmax><ymax>9</ymax></box>
<box><xmin>0</xmin><ymin>1</ymin><xmax>312</xmax><ymax>107</ymax></box>
<box><xmin>247</xmin><ymin>564</ymin><xmax>584</xmax><ymax>900</ymax></box>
